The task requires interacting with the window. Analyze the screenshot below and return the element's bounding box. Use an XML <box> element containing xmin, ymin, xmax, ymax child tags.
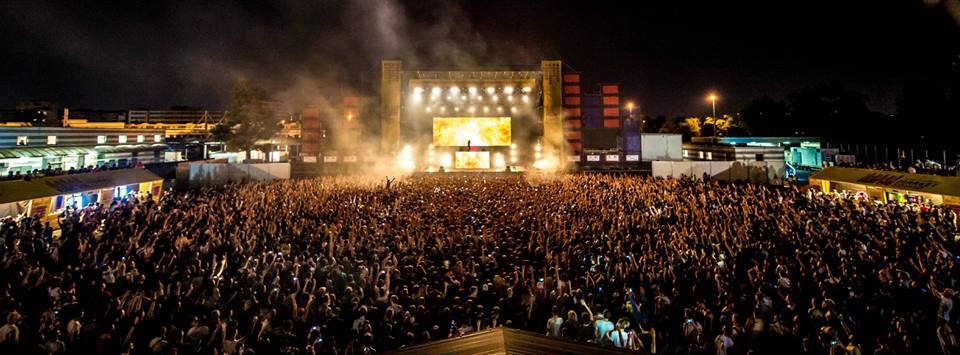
<box><xmin>16</xmin><ymin>136</ymin><xmax>28</xmax><ymax>145</ymax></box>
<box><xmin>756</xmin><ymin>153</ymin><xmax>764</xmax><ymax>162</ymax></box>
<box><xmin>118</xmin><ymin>135</ymin><xmax>128</xmax><ymax>144</ymax></box>
<box><xmin>137</xmin><ymin>135</ymin><xmax>145</xmax><ymax>143</ymax></box>
<box><xmin>153</xmin><ymin>135</ymin><xmax>161</xmax><ymax>143</ymax></box>
<box><xmin>698</xmin><ymin>151</ymin><xmax>704</xmax><ymax>159</ymax></box>
<box><xmin>706</xmin><ymin>152</ymin><xmax>713</xmax><ymax>160</ymax></box>
<box><xmin>47</xmin><ymin>136</ymin><xmax>57</xmax><ymax>145</ymax></box>
<box><xmin>97</xmin><ymin>135</ymin><xmax>107</xmax><ymax>144</ymax></box>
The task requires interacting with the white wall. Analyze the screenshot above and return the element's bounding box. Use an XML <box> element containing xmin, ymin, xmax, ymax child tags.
<box><xmin>187</xmin><ymin>163</ymin><xmax>290</xmax><ymax>188</ymax></box>
<box><xmin>641</xmin><ymin>134</ymin><xmax>682</xmax><ymax>161</ymax></box>
<box><xmin>652</xmin><ymin>160</ymin><xmax>786</xmax><ymax>184</ymax></box>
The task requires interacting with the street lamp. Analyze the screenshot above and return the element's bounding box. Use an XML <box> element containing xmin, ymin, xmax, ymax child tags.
<box><xmin>707</xmin><ymin>94</ymin><xmax>718</xmax><ymax>118</ymax></box>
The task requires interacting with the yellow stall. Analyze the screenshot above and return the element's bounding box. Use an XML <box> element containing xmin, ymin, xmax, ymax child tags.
<box><xmin>0</xmin><ymin>169</ymin><xmax>163</xmax><ymax>226</ymax></box>
<box><xmin>809</xmin><ymin>167</ymin><xmax>960</xmax><ymax>209</ymax></box>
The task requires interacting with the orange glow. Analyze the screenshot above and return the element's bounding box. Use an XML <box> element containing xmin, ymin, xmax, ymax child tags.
<box><xmin>433</xmin><ymin>117</ymin><xmax>511</xmax><ymax>146</ymax></box>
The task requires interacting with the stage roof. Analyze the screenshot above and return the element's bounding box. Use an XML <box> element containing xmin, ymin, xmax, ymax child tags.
<box><xmin>810</xmin><ymin>167</ymin><xmax>960</xmax><ymax>197</ymax></box>
<box><xmin>384</xmin><ymin>327</ymin><xmax>637</xmax><ymax>355</ymax></box>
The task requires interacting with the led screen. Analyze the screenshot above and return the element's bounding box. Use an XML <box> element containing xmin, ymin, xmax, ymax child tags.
<box><xmin>433</xmin><ymin>117</ymin><xmax>511</xmax><ymax>146</ymax></box>
<box><xmin>455</xmin><ymin>151</ymin><xmax>490</xmax><ymax>169</ymax></box>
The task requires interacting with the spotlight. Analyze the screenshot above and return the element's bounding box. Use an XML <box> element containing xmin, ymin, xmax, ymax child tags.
<box><xmin>414</xmin><ymin>87</ymin><xmax>424</xmax><ymax>93</ymax></box>
<box><xmin>396</xmin><ymin>145</ymin><xmax>416</xmax><ymax>172</ymax></box>
<box><xmin>511</xmin><ymin>143</ymin><xmax>517</xmax><ymax>149</ymax></box>
<box><xmin>535</xmin><ymin>152</ymin><xmax>542</xmax><ymax>159</ymax></box>
<box><xmin>522</xmin><ymin>95</ymin><xmax>529</xmax><ymax>103</ymax></box>
<box><xmin>486</xmin><ymin>87</ymin><xmax>495</xmax><ymax>94</ymax></box>
<box><xmin>469</xmin><ymin>106</ymin><xmax>475</xmax><ymax>113</ymax></box>
<box><xmin>511</xmin><ymin>106</ymin><xmax>517</xmax><ymax>112</ymax></box>
<box><xmin>413</xmin><ymin>94</ymin><xmax>422</xmax><ymax>103</ymax></box>
<box><xmin>440</xmin><ymin>153</ymin><xmax>453</xmax><ymax>168</ymax></box>
<box><xmin>425</xmin><ymin>107</ymin><xmax>431</xmax><ymax>113</ymax></box>
<box><xmin>441</xmin><ymin>107</ymin><xmax>446</xmax><ymax>112</ymax></box>
<box><xmin>494</xmin><ymin>153</ymin><xmax>505</xmax><ymax>168</ymax></box>
<box><xmin>507</xmin><ymin>95</ymin><xmax>514</xmax><ymax>102</ymax></box>
<box><xmin>497</xmin><ymin>106</ymin><xmax>503</xmax><ymax>112</ymax></box>
<box><xmin>446</xmin><ymin>95</ymin><xmax>452</xmax><ymax>100</ymax></box>
<box><xmin>511</xmin><ymin>156</ymin><xmax>517</xmax><ymax>163</ymax></box>
<box><xmin>535</xmin><ymin>144</ymin><xmax>542</xmax><ymax>152</ymax></box>
<box><xmin>454</xmin><ymin>107</ymin><xmax>460</xmax><ymax>112</ymax></box>
<box><xmin>492</xmin><ymin>95</ymin><xmax>498</xmax><ymax>102</ymax></box>
<box><xmin>477</xmin><ymin>96</ymin><xmax>483</xmax><ymax>101</ymax></box>
<box><xmin>450</xmin><ymin>86</ymin><xmax>460</xmax><ymax>94</ymax></box>
<box><xmin>483</xmin><ymin>106</ymin><xmax>489</xmax><ymax>113</ymax></box>
<box><xmin>522</xmin><ymin>86</ymin><xmax>532</xmax><ymax>93</ymax></box>
<box><xmin>461</xmin><ymin>95</ymin><xmax>467</xmax><ymax>100</ymax></box>
<box><xmin>504</xmin><ymin>86</ymin><xmax>514</xmax><ymax>95</ymax></box>
<box><xmin>468</xmin><ymin>87</ymin><xmax>477</xmax><ymax>95</ymax></box>
<box><xmin>432</xmin><ymin>87</ymin><xmax>442</xmax><ymax>95</ymax></box>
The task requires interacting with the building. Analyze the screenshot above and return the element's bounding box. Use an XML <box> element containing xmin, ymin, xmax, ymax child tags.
<box><xmin>127</xmin><ymin>108</ymin><xmax>225</xmax><ymax>125</ymax></box>
<box><xmin>0</xmin><ymin>100</ymin><xmax>61</xmax><ymax>126</ymax></box>
<box><xmin>0</xmin><ymin>169</ymin><xmax>163</xmax><ymax>223</ymax></box>
<box><xmin>63</xmin><ymin>108</ymin><xmax>127</xmax><ymax>123</ymax></box>
<box><xmin>809</xmin><ymin>167</ymin><xmax>960</xmax><ymax>208</ymax></box>
<box><xmin>0</xmin><ymin>126</ymin><xmax>167</xmax><ymax>176</ymax></box>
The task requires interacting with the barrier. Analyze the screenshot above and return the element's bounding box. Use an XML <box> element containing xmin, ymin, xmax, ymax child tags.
<box><xmin>652</xmin><ymin>160</ymin><xmax>786</xmax><ymax>184</ymax></box>
<box><xmin>186</xmin><ymin>163</ymin><xmax>290</xmax><ymax>188</ymax></box>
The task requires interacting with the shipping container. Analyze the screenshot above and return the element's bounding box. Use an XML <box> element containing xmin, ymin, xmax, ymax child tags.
<box><xmin>603</xmin><ymin>119</ymin><xmax>620</xmax><ymax>128</ymax></box>
<box><xmin>602</xmin><ymin>96</ymin><xmax>620</xmax><ymax>106</ymax></box>
<box><xmin>563</xmin><ymin>85</ymin><xmax>581</xmax><ymax>94</ymax></box>
<box><xmin>562</xmin><ymin>74</ymin><xmax>581</xmax><ymax>83</ymax></box>
<box><xmin>603</xmin><ymin>108</ymin><xmax>620</xmax><ymax>117</ymax></box>
<box><xmin>564</xmin><ymin>96</ymin><xmax>581</xmax><ymax>105</ymax></box>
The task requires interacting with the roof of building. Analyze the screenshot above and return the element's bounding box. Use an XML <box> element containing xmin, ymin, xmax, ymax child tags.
<box><xmin>384</xmin><ymin>327</ymin><xmax>637</xmax><ymax>355</ymax></box>
<box><xmin>0</xmin><ymin>169</ymin><xmax>162</xmax><ymax>204</ymax></box>
<box><xmin>810</xmin><ymin>167</ymin><xmax>960</xmax><ymax>197</ymax></box>
<box><xmin>0</xmin><ymin>144</ymin><xmax>168</xmax><ymax>159</ymax></box>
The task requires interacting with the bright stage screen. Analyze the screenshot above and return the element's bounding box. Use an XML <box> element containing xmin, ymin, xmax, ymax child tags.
<box><xmin>455</xmin><ymin>151</ymin><xmax>490</xmax><ymax>169</ymax></box>
<box><xmin>433</xmin><ymin>117</ymin><xmax>511</xmax><ymax>146</ymax></box>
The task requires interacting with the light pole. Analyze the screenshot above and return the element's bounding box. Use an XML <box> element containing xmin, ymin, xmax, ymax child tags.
<box><xmin>707</xmin><ymin>94</ymin><xmax>717</xmax><ymax>118</ymax></box>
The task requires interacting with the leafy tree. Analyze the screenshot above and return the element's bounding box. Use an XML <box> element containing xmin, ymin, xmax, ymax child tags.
<box><xmin>212</xmin><ymin>79</ymin><xmax>279</xmax><ymax>161</ymax></box>
<box><xmin>684</xmin><ymin>117</ymin><xmax>702</xmax><ymax>136</ymax></box>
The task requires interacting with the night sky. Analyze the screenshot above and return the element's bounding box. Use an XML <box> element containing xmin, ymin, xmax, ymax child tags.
<box><xmin>1</xmin><ymin>1</ymin><xmax>958</xmax><ymax>117</ymax></box>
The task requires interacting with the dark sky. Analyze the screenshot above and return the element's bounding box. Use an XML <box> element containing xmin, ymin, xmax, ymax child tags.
<box><xmin>1</xmin><ymin>1</ymin><xmax>958</xmax><ymax>116</ymax></box>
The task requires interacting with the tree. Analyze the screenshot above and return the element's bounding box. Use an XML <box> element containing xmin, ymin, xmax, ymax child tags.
<box><xmin>212</xmin><ymin>79</ymin><xmax>279</xmax><ymax>161</ymax></box>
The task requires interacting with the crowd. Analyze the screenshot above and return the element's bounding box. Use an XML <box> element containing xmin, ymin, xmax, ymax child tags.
<box><xmin>0</xmin><ymin>174</ymin><xmax>958</xmax><ymax>354</ymax></box>
<box><xmin>2</xmin><ymin>162</ymin><xmax>146</xmax><ymax>182</ymax></box>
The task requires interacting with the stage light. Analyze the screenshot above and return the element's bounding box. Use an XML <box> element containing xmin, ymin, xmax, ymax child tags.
<box><xmin>432</xmin><ymin>87</ymin><xmax>442</xmax><ymax>95</ymax></box>
<box><xmin>492</xmin><ymin>95</ymin><xmax>498</xmax><ymax>102</ymax></box>
<box><xmin>511</xmin><ymin>143</ymin><xmax>517</xmax><ymax>149</ymax></box>
<box><xmin>450</xmin><ymin>86</ymin><xmax>460</xmax><ymax>94</ymax></box>
<box><xmin>454</xmin><ymin>107</ymin><xmax>460</xmax><ymax>112</ymax></box>
<box><xmin>396</xmin><ymin>145</ymin><xmax>416</xmax><ymax>172</ymax></box>
<box><xmin>477</xmin><ymin>96</ymin><xmax>483</xmax><ymax>101</ymax></box>
<box><xmin>497</xmin><ymin>106</ymin><xmax>503</xmax><ymax>112</ymax></box>
<box><xmin>522</xmin><ymin>86</ymin><xmax>532</xmax><ymax>93</ymax></box>
<box><xmin>414</xmin><ymin>87</ymin><xmax>424</xmax><ymax>93</ymax></box>
<box><xmin>483</xmin><ymin>106</ymin><xmax>489</xmax><ymax>113</ymax></box>
<box><xmin>511</xmin><ymin>106</ymin><xmax>517</xmax><ymax>112</ymax></box>
<box><xmin>412</xmin><ymin>93</ymin><xmax>422</xmax><ymax>103</ymax></box>
<box><xmin>468</xmin><ymin>87</ymin><xmax>477</xmax><ymax>95</ymax></box>
<box><xmin>535</xmin><ymin>144</ymin><xmax>542</xmax><ymax>152</ymax></box>
<box><xmin>504</xmin><ymin>86</ymin><xmax>514</xmax><ymax>95</ymax></box>
<box><xmin>494</xmin><ymin>153</ymin><xmax>505</xmax><ymax>168</ymax></box>
<box><xmin>425</xmin><ymin>107</ymin><xmax>431</xmax><ymax>113</ymax></box>
<box><xmin>440</xmin><ymin>153</ymin><xmax>453</xmax><ymax>168</ymax></box>
<box><xmin>440</xmin><ymin>107</ymin><xmax>446</xmax><ymax>112</ymax></box>
<box><xmin>535</xmin><ymin>152</ymin><xmax>542</xmax><ymax>159</ymax></box>
<box><xmin>469</xmin><ymin>106</ymin><xmax>476</xmax><ymax>113</ymax></box>
<box><xmin>461</xmin><ymin>95</ymin><xmax>467</xmax><ymax>101</ymax></box>
<box><xmin>507</xmin><ymin>95</ymin><xmax>514</xmax><ymax>102</ymax></box>
<box><xmin>511</xmin><ymin>156</ymin><xmax>517</xmax><ymax>163</ymax></box>
<box><xmin>446</xmin><ymin>95</ymin><xmax>452</xmax><ymax>100</ymax></box>
<box><xmin>486</xmin><ymin>87</ymin><xmax>495</xmax><ymax>94</ymax></box>
<box><xmin>522</xmin><ymin>95</ymin><xmax>529</xmax><ymax>103</ymax></box>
